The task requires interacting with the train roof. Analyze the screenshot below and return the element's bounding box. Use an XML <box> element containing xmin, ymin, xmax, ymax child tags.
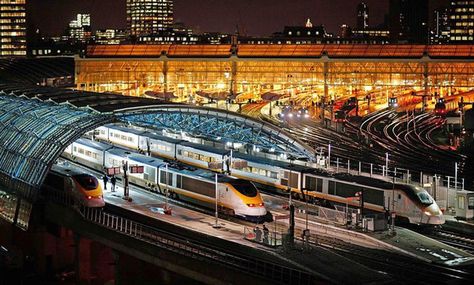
<box><xmin>106</xmin><ymin>147</ymin><xmax>135</xmax><ymax>158</ymax></box>
<box><xmin>128</xmin><ymin>153</ymin><xmax>166</xmax><ymax>168</ymax></box>
<box><xmin>233</xmin><ymin>151</ymin><xmax>313</xmax><ymax>172</ymax></box>
<box><xmin>104</xmin><ymin>124</ymin><xmax>146</xmax><ymax>136</ymax></box>
<box><xmin>178</xmin><ymin>141</ymin><xmax>229</xmax><ymax>155</ymax></box>
<box><xmin>144</xmin><ymin>131</ymin><xmax>183</xmax><ymax>145</ymax></box>
<box><xmin>75</xmin><ymin>138</ymin><xmax>112</xmax><ymax>151</ymax></box>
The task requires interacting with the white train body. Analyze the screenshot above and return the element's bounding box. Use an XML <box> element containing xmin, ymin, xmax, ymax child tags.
<box><xmin>62</xmin><ymin>138</ymin><xmax>268</xmax><ymax>222</ymax></box>
<box><xmin>89</xmin><ymin>124</ymin><xmax>444</xmax><ymax>225</ymax></box>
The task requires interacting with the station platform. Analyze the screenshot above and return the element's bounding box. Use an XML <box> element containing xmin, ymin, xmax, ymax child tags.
<box><xmin>369</xmin><ymin>228</ymin><xmax>474</xmax><ymax>266</ymax></box>
<box><xmin>263</xmin><ymin>194</ymin><xmax>474</xmax><ymax>267</ymax></box>
<box><xmin>443</xmin><ymin>214</ymin><xmax>474</xmax><ymax>236</ymax></box>
<box><xmin>100</xmin><ymin>182</ymin><xmax>391</xmax><ymax>284</ymax></box>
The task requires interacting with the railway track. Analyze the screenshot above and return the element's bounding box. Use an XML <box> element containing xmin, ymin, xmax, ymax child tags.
<box><xmin>429</xmin><ymin>229</ymin><xmax>474</xmax><ymax>254</ymax></box>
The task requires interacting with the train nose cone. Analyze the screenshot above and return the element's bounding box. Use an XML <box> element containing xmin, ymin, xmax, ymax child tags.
<box><xmin>425</xmin><ymin>204</ymin><xmax>445</xmax><ymax>225</ymax></box>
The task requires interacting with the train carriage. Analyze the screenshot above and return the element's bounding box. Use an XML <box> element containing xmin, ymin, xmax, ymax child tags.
<box><xmin>140</xmin><ymin>132</ymin><xmax>181</xmax><ymax>159</ymax></box>
<box><xmin>63</xmin><ymin>138</ymin><xmax>269</xmax><ymax>222</ymax></box>
<box><xmin>67</xmin><ymin>138</ymin><xmax>111</xmax><ymax>172</ymax></box>
<box><xmin>87</xmin><ymin>123</ymin><xmax>444</xmax><ymax>225</ymax></box>
<box><xmin>104</xmin><ymin>124</ymin><xmax>145</xmax><ymax>150</ymax></box>
<box><xmin>176</xmin><ymin>142</ymin><xmax>228</xmax><ymax>172</ymax></box>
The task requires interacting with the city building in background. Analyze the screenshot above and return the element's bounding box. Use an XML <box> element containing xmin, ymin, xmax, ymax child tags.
<box><xmin>389</xmin><ymin>0</ymin><xmax>429</xmax><ymax>43</ymax></box>
<box><xmin>339</xmin><ymin>24</ymin><xmax>352</xmax><ymax>38</ymax></box>
<box><xmin>449</xmin><ymin>0</ymin><xmax>474</xmax><ymax>43</ymax></box>
<box><xmin>68</xmin><ymin>14</ymin><xmax>92</xmax><ymax>43</ymax></box>
<box><xmin>95</xmin><ymin>29</ymin><xmax>128</xmax><ymax>45</ymax></box>
<box><xmin>351</xmin><ymin>2</ymin><xmax>389</xmax><ymax>44</ymax></box>
<box><xmin>0</xmin><ymin>0</ymin><xmax>27</xmax><ymax>57</ymax></box>
<box><xmin>431</xmin><ymin>7</ymin><xmax>450</xmax><ymax>44</ymax></box>
<box><xmin>126</xmin><ymin>0</ymin><xmax>174</xmax><ymax>39</ymax></box>
<box><xmin>357</xmin><ymin>2</ymin><xmax>369</xmax><ymax>30</ymax></box>
<box><xmin>137</xmin><ymin>22</ymin><xmax>199</xmax><ymax>44</ymax></box>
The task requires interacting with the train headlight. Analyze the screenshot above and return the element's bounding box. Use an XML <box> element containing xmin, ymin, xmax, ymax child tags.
<box><xmin>424</xmin><ymin>211</ymin><xmax>432</xmax><ymax>216</ymax></box>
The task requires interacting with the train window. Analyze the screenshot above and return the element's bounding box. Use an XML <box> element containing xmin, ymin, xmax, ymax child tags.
<box><xmin>458</xmin><ymin>196</ymin><xmax>465</xmax><ymax>210</ymax></box>
<box><xmin>176</xmin><ymin>175</ymin><xmax>182</xmax><ymax>188</ymax></box>
<box><xmin>305</xmin><ymin>176</ymin><xmax>322</xmax><ymax>192</ymax></box>
<box><xmin>417</xmin><ymin>192</ymin><xmax>433</xmax><ymax>206</ymax></box>
<box><xmin>74</xmin><ymin>174</ymin><xmax>98</xmax><ymax>191</ymax></box>
<box><xmin>159</xmin><ymin>170</ymin><xmax>173</xmax><ymax>185</ymax></box>
<box><xmin>328</xmin><ymin>181</ymin><xmax>336</xmax><ymax>195</ymax></box>
<box><xmin>181</xmin><ymin>176</ymin><xmax>214</xmax><ymax>197</ymax></box>
<box><xmin>230</xmin><ymin>179</ymin><xmax>258</xmax><ymax>197</ymax></box>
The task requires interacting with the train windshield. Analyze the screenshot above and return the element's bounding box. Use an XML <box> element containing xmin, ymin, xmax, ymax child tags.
<box><xmin>417</xmin><ymin>191</ymin><xmax>434</xmax><ymax>206</ymax></box>
<box><xmin>230</xmin><ymin>179</ymin><xmax>258</xmax><ymax>197</ymax></box>
<box><xmin>74</xmin><ymin>174</ymin><xmax>98</xmax><ymax>191</ymax></box>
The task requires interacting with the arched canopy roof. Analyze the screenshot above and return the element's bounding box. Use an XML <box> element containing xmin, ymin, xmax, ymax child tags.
<box><xmin>0</xmin><ymin>91</ymin><xmax>113</xmax><ymax>202</ymax></box>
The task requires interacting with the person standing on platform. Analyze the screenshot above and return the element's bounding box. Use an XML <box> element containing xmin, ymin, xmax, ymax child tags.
<box><xmin>262</xmin><ymin>224</ymin><xmax>269</xmax><ymax>244</ymax></box>
<box><xmin>111</xmin><ymin>175</ymin><xmax>116</xmax><ymax>192</ymax></box>
<box><xmin>102</xmin><ymin>175</ymin><xmax>108</xmax><ymax>191</ymax></box>
<box><xmin>254</xmin><ymin>226</ymin><xmax>262</xmax><ymax>242</ymax></box>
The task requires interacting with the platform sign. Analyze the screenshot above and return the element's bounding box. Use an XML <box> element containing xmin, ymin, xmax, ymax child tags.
<box><xmin>130</xmin><ymin>165</ymin><xmax>144</xmax><ymax>174</ymax></box>
<box><xmin>107</xmin><ymin>167</ymin><xmax>121</xmax><ymax>176</ymax></box>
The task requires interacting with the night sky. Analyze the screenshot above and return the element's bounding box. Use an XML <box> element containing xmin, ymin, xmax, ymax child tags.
<box><xmin>28</xmin><ymin>0</ymin><xmax>447</xmax><ymax>37</ymax></box>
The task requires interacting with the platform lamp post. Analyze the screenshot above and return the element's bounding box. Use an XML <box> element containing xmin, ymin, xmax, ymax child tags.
<box><xmin>454</xmin><ymin>162</ymin><xmax>458</xmax><ymax>191</ymax></box>
<box><xmin>287</xmin><ymin>156</ymin><xmax>295</xmax><ymax>244</ymax></box>
<box><xmin>327</xmin><ymin>143</ymin><xmax>332</xmax><ymax>168</ymax></box>
<box><xmin>164</xmin><ymin>163</ymin><xmax>170</xmax><ymax>213</ymax></box>
<box><xmin>122</xmin><ymin>160</ymin><xmax>130</xmax><ymax>201</ymax></box>
<box><xmin>213</xmin><ymin>173</ymin><xmax>221</xmax><ymax>228</ymax></box>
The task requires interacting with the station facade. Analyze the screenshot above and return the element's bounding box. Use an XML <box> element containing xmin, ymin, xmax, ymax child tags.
<box><xmin>76</xmin><ymin>44</ymin><xmax>474</xmax><ymax>103</ymax></box>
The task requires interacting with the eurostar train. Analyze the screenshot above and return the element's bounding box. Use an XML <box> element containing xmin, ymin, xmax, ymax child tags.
<box><xmin>43</xmin><ymin>164</ymin><xmax>105</xmax><ymax>207</ymax></box>
<box><xmin>90</xmin><ymin>124</ymin><xmax>445</xmax><ymax>225</ymax></box>
<box><xmin>62</xmin><ymin>138</ymin><xmax>269</xmax><ymax>222</ymax></box>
